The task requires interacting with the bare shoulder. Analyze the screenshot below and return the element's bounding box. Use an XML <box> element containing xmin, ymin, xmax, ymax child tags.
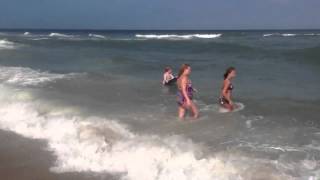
<box><xmin>223</xmin><ymin>79</ymin><xmax>230</xmax><ymax>86</ymax></box>
<box><xmin>177</xmin><ymin>75</ymin><xmax>186</xmax><ymax>88</ymax></box>
<box><xmin>179</xmin><ymin>75</ymin><xmax>188</xmax><ymax>83</ymax></box>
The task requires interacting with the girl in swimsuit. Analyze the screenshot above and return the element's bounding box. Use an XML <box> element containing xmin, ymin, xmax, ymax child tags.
<box><xmin>162</xmin><ymin>67</ymin><xmax>177</xmax><ymax>86</ymax></box>
<box><xmin>219</xmin><ymin>67</ymin><xmax>236</xmax><ymax>111</ymax></box>
<box><xmin>177</xmin><ymin>64</ymin><xmax>199</xmax><ymax>119</ymax></box>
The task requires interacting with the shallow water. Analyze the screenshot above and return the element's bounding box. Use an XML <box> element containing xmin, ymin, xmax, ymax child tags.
<box><xmin>0</xmin><ymin>30</ymin><xmax>319</xmax><ymax>180</ymax></box>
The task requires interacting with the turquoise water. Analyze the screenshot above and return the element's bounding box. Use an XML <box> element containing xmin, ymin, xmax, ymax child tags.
<box><xmin>0</xmin><ymin>30</ymin><xmax>319</xmax><ymax>179</ymax></box>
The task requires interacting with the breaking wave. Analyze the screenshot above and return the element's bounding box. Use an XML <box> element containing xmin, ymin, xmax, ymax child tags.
<box><xmin>88</xmin><ymin>33</ymin><xmax>106</xmax><ymax>39</ymax></box>
<box><xmin>49</xmin><ymin>32</ymin><xmax>74</xmax><ymax>38</ymax></box>
<box><xmin>0</xmin><ymin>66</ymin><xmax>79</xmax><ymax>86</ymax></box>
<box><xmin>0</xmin><ymin>84</ymin><xmax>240</xmax><ymax>180</ymax></box>
<box><xmin>135</xmin><ymin>34</ymin><xmax>222</xmax><ymax>40</ymax></box>
<box><xmin>0</xmin><ymin>39</ymin><xmax>16</xmax><ymax>50</ymax></box>
<box><xmin>263</xmin><ymin>33</ymin><xmax>320</xmax><ymax>37</ymax></box>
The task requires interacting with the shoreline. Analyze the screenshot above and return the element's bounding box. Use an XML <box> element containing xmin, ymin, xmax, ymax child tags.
<box><xmin>0</xmin><ymin>130</ymin><xmax>116</xmax><ymax>180</ymax></box>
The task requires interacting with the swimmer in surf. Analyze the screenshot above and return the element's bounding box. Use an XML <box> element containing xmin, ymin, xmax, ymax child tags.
<box><xmin>219</xmin><ymin>67</ymin><xmax>236</xmax><ymax>111</ymax></box>
<box><xmin>177</xmin><ymin>64</ymin><xmax>199</xmax><ymax>119</ymax></box>
<box><xmin>162</xmin><ymin>67</ymin><xmax>177</xmax><ymax>86</ymax></box>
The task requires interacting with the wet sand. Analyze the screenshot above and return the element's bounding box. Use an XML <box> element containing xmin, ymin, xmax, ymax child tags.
<box><xmin>0</xmin><ymin>130</ymin><xmax>116</xmax><ymax>180</ymax></box>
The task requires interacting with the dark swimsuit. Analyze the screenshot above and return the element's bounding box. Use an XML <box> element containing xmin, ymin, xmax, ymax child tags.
<box><xmin>164</xmin><ymin>77</ymin><xmax>177</xmax><ymax>86</ymax></box>
<box><xmin>177</xmin><ymin>81</ymin><xmax>194</xmax><ymax>106</ymax></box>
<box><xmin>219</xmin><ymin>83</ymin><xmax>233</xmax><ymax>105</ymax></box>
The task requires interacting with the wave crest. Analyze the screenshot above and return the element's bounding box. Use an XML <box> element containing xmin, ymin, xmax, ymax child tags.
<box><xmin>282</xmin><ymin>33</ymin><xmax>296</xmax><ymax>37</ymax></box>
<box><xmin>0</xmin><ymin>39</ymin><xmax>16</xmax><ymax>50</ymax></box>
<box><xmin>49</xmin><ymin>32</ymin><xmax>74</xmax><ymax>38</ymax></box>
<box><xmin>88</xmin><ymin>33</ymin><xmax>106</xmax><ymax>39</ymax></box>
<box><xmin>136</xmin><ymin>34</ymin><xmax>222</xmax><ymax>40</ymax></box>
<box><xmin>263</xmin><ymin>33</ymin><xmax>320</xmax><ymax>37</ymax></box>
<box><xmin>0</xmin><ymin>66</ymin><xmax>79</xmax><ymax>86</ymax></box>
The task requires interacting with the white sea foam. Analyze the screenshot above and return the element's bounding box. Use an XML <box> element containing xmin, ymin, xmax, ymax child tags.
<box><xmin>136</xmin><ymin>34</ymin><xmax>191</xmax><ymax>39</ymax></box>
<box><xmin>0</xmin><ymin>81</ymin><xmax>317</xmax><ymax>179</ymax></box>
<box><xmin>49</xmin><ymin>32</ymin><xmax>74</xmax><ymax>38</ymax></box>
<box><xmin>31</xmin><ymin>37</ymin><xmax>50</xmax><ymax>41</ymax></box>
<box><xmin>262</xmin><ymin>33</ymin><xmax>282</xmax><ymax>37</ymax></box>
<box><xmin>0</xmin><ymin>86</ymin><xmax>240</xmax><ymax>180</ymax></box>
<box><xmin>192</xmin><ymin>34</ymin><xmax>222</xmax><ymax>38</ymax></box>
<box><xmin>263</xmin><ymin>33</ymin><xmax>274</xmax><ymax>37</ymax></box>
<box><xmin>263</xmin><ymin>33</ymin><xmax>296</xmax><ymax>37</ymax></box>
<box><xmin>198</xmin><ymin>102</ymin><xmax>244</xmax><ymax>114</ymax></box>
<box><xmin>262</xmin><ymin>33</ymin><xmax>319</xmax><ymax>37</ymax></box>
<box><xmin>281</xmin><ymin>33</ymin><xmax>296</xmax><ymax>37</ymax></box>
<box><xmin>89</xmin><ymin>33</ymin><xmax>106</xmax><ymax>39</ymax></box>
<box><xmin>24</xmin><ymin>32</ymin><xmax>30</xmax><ymax>35</ymax></box>
<box><xmin>0</xmin><ymin>66</ymin><xmax>78</xmax><ymax>86</ymax></box>
<box><xmin>218</xmin><ymin>102</ymin><xmax>245</xmax><ymax>113</ymax></box>
<box><xmin>136</xmin><ymin>34</ymin><xmax>222</xmax><ymax>40</ymax></box>
<box><xmin>0</xmin><ymin>39</ymin><xmax>16</xmax><ymax>50</ymax></box>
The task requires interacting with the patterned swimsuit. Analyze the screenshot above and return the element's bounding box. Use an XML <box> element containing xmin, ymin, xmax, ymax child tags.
<box><xmin>177</xmin><ymin>81</ymin><xmax>193</xmax><ymax>106</ymax></box>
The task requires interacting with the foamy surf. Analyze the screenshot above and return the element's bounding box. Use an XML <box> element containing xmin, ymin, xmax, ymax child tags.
<box><xmin>0</xmin><ymin>85</ymin><xmax>240</xmax><ymax>180</ymax></box>
<box><xmin>192</xmin><ymin>34</ymin><xmax>222</xmax><ymax>38</ymax></box>
<box><xmin>0</xmin><ymin>89</ymin><xmax>310</xmax><ymax>180</ymax></box>
<box><xmin>31</xmin><ymin>37</ymin><xmax>50</xmax><ymax>41</ymax></box>
<box><xmin>135</xmin><ymin>34</ymin><xmax>222</xmax><ymax>40</ymax></box>
<box><xmin>262</xmin><ymin>33</ymin><xmax>319</xmax><ymax>37</ymax></box>
<box><xmin>0</xmin><ymin>65</ymin><xmax>318</xmax><ymax>179</ymax></box>
<box><xmin>49</xmin><ymin>32</ymin><xmax>74</xmax><ymax>38</ymax></box>
<box><xmin>89</xmin><ymin>33</ymin><xmax>106</xmax><ymax>39</ymax></box>
<box><xmin>263</xmin><ymin>33</ymin><xmax>274</xmax><ymax>37</ymax></box>
<box><xmin>199</xmin><ymin>102</ymin><xmax>244</xmax><ymax>113</ymax></box>
<box><xmin>218</xmin><ymin>102</ymin><xmax>245</xmax><ymax>113</ymax></box>
<box><xmin>262</xmin><ymin>33</ymin><xmax>282</xmax><ymax>37</ymax></box>
<box><xmin>0</xmin><ymin>39</ymin><xmax>16</xmax><ymax>50</ymax></box>
<box><xmin>282</xmin><ymin>33</ymin><xmax>296</xmax><ymax>37</ymax></box>
<box><xmin>0</xmin><ymin>66</ymin><xmax>80</xmax><ymax>86</ymax></box>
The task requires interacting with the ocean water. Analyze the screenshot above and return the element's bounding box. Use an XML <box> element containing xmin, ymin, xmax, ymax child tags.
<box><xmin>0</xmin><ymin>29</ymin><xmax>319</xmax><ymax>180</ymax></box>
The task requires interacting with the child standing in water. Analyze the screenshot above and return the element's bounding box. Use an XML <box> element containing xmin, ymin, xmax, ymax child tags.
<box><xmin>177</xmin><ymin>64</ymin><xmax>199</xmax><ymax>119</ymax></box>
<box><xmin>219</xmin><ymin>67</ymin><xmax>236</xmax><ymax>111</ymax></box>
<box><xmin>162</xmin><ymin>67</ymin><xmax>177</xmax><ymax>86</ymax></box>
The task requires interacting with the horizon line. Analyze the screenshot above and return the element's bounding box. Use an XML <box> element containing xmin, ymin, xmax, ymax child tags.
<box><xmin>0</xmin><ymin>28</ymin><xmax>320</xmax><ymax>31</ymax></box>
